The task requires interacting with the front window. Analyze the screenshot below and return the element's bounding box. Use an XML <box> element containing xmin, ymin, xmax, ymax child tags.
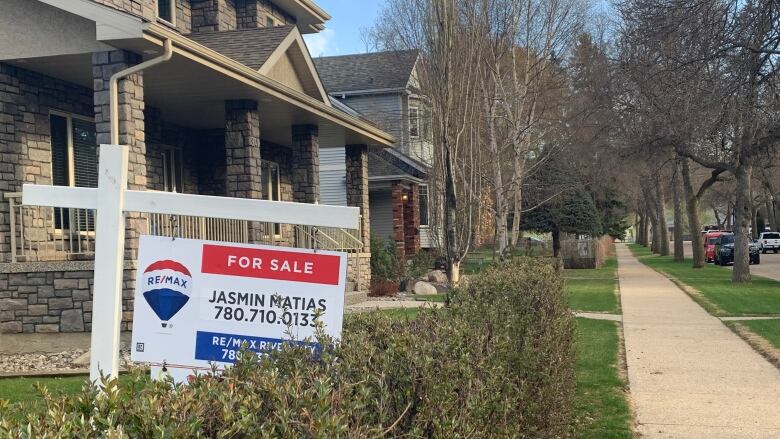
<box><xmin>721</xmin><ymin>235</ymin><xmax>735</xmax><ymax>245</ymax></box>
<box><xmin>419</xmin><ymin>184</ymin><xmax>429</xmax><ymax>226</ymax></box>
<box><xmin>409</xmin><ymin>106</ymin><xmax>420</xmax><ymax>138</ymax></box>
<box><xmin>261</xmin><ymin>161</ymin><xmax>281</xmax><ymax>234</ymax></box>
<box><xmin>157</xmin><ymin>0</ymin><xmax>175</xmax><ymax>24</ymax></box>
<box><xmin>708</xmin><ymin>237</ymin><xmax>718</xmax><ymax>245</ymax></box>
<box><xmin>50</xmin><ymin>113</ymin><xmax>97</xmax><ymax>230</ymax></box>
<box><xmin>162</xmin><ymin>146</ymin><xmax>184</xmax><ymax>193</ymax></box>
<box><xmin>763</xmin><ymin>233</ymin><xmax>780</xmax><ymax>239</ymax></box>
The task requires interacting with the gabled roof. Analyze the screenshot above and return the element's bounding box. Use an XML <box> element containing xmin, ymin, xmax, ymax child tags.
<box><xmin>188</xmin><ymin>26</ymin><xmax>295</xmax><ymax>70</ymax></box>
<box><xmin>314</xmin><ymin>49</ymin><xmax>419</xmax><ymax>95</ymax></box>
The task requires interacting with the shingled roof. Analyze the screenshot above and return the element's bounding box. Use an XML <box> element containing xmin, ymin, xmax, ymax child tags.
<box><xmin>314</xmin><ymin>50</ymin><xmax>419</xmax><ymax>94</ymax></box>
<box><xmin>188</xmin><ymin>26</ymin><xmax>295</xmax><ymax>70</ymax></box>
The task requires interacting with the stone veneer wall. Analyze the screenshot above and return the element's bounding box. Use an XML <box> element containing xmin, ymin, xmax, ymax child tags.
<box><xmin>93</xmin><ymin>0</ymin><xmax>192</xmax><ymax>34</ymax></box>
<box><xmin>291</xmin><ymin>125</ymin><xmax>320</xmax><ymax>204</ymax></box>
<box><xmin>0</xmin><ymin>262</ymin><xmax>136</xmax><ymax>334</ymax></box>
<box><xmin>403</xmin><ymin>183</ymin><xmax>420</xmax><ymax>255</ymax></box>
<box><xmin>347</xmin><ymin>253</ymin><xmax>371</xmax><ymax>292</ymax></box>
<box><xmin>236</xmin><ymin>0</ymin><xmax>295</xmax><ymax>28</ymax></box>
<box><xmin>345</xmin><ymin>145</ymin><xmax>371</xmax><ymax>251</ymax></box>
<box><xmin>192</xmin><ymin>0</ymin><xmax>238</xmax><ymax>32</ymax></box>
<box><xmin>0</xmin><ymin>63</ymin><xmax>94</xmax><ymax>262</ymax></box>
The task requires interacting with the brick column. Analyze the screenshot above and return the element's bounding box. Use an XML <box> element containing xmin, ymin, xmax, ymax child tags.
<box><xmin>291</xmin><ymin>125</ymin><xmax>319</xmax><ymax>204</ymax></box>
<box><xmin>224</xmin><ymin>99</ymin><xmax>262</xmax><ymax>242</ymax></box>
<box><xmin>404</xmin><ymin>183</ymin><xmax>420</xmax><ymax>255</ymax></box>
<box><xmin>391</xmin><ymin>182</ymin><xmax>405</xmax><ymax>257</ymax></box>
<box><xmin>345</xmin><ymin>144</ymin><xmax>370</xmax><ymax>251</ymax></box>
<box><xmin>93</xmin><ymin>50</ymin><xmax>147</xmax><ymax>259</ymax></box>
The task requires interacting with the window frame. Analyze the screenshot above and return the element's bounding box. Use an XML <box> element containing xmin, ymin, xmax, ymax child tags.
<box><xmin>266</xmin><ymin>16</ymin><xmax>276</xmax><ymax>27</ymax></box>
<box><xmin>419</xmin><ymin>184</ymin><xmax>430</xmax><ymax>227</ymax></box>
<box><xmin>161</xmin><ymin>145</ymin><xmax>184</xmax><ymax>193</ymax></box>
<box><xmin>261</xmin><ymin>160</ymin><xmax>282</xmax><ymax>236</ymax></box>
<box><xmin>49</xmin><ymin>110</ymin><xmax>97</xmax><ymax>233</ymax></box>
<box><xmin>156</xmin><ymin>0</ymin><xmax>176</xmax><ymax>27</ymax></box>
<box><xmin>409</xmin><ymin>106</ymin><xmax>420</xmax><ymax>139</ymax></box>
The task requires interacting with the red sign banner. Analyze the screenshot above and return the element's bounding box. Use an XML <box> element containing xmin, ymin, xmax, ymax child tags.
<box><xmin>201</xmin><ymin>244</ymin><xmax>341</xmax><ymax>285</ymax></box>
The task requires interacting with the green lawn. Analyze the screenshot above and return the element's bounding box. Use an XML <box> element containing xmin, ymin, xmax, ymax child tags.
<box><xmin>0</xmin><ymin>375</ymin><xmax>89</xmax><ymax>404</ymax></box>
<box><xmin>573</xmin><ymin>318</ymin><xmax>633</xmax><ymax>438</ymax></box>
<box><xmin>629</xmin><ymin>244</ymin><xmax>780</xmax><ymax>316</ymax></box>
<box><xmin>565</xmin><ymin>257</ymin><xmax>620</xmax><ymax>314</ymax></box>
<box><xmin>732</xmin><ymin>319</ymin><xmax>780</xmax><ymax>349</ymax></box>
<box><xmin>412</xmin><ymin>294</ymin><xmax>447</xmax><ymax>303</ymax></box>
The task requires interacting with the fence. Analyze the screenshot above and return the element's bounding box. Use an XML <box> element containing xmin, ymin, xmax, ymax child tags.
<box><xmin>560</xmin><ymin>236</ymin><xmax>613</xmax><ymax>269</ymax></box>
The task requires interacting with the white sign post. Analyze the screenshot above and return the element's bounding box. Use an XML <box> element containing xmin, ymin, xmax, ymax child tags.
<box><xmin>22</xmin><ymin>144</ymin><xmax>359</xmax><ymax>382</ymax></box>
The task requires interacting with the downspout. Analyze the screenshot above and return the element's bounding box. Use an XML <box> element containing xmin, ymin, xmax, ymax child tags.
<box><xmin>109</xmin><ymin>39</ymin><xmax>174</xmax><ymax>145</ymax></box>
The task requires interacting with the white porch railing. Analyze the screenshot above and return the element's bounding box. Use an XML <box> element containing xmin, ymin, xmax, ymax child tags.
<box><xmin>4</xmin><ymin>193</ymin><xmax>365</xmax><ymax>263</ymax></box>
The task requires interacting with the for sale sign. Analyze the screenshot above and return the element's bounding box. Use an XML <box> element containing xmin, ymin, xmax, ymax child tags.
<box><xmin>131</xmin><ymin>235</ymin><xmax>347</xmax><ymax>374</ymax></box>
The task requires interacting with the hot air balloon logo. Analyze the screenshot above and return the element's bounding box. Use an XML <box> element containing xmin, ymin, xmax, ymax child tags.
<box><xmin>142</xmin><ymin>260</ymin><xmax>193</xmax><ymax>328</ymax></box>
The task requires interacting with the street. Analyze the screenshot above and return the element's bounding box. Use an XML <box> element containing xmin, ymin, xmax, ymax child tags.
<box><xmin>683</xmin><ymin>241</ymin><xmax>780</xmax><ymax>282</ymax></box>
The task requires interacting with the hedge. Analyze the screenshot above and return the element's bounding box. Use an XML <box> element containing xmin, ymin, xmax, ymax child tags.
<box><xmin>0</xmin><ymin>257</ymin><xmax>575</xmax><ymax>438</ymax></box>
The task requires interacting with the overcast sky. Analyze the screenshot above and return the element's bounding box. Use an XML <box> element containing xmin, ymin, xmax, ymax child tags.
<box><xmin>303</xmin><ymin>0</ymin><xmax>385</xmax><ymax>58</ymax></box>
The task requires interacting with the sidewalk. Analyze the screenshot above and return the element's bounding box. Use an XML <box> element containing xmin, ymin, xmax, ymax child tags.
<box><xmin>617</xmin><ymin>244</ymin><xmax>780</xmax><ymax>438</ymax></box>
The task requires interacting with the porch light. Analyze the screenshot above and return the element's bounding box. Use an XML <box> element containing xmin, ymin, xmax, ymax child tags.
<box><xmin>402</xmin><ymin>194</ymin><xmax>409</xmax><ymax>201</ymax></box>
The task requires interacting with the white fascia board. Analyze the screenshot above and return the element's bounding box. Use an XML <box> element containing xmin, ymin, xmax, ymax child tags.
<box><xmin>35</xmin><ymin>0</ymin><xmax>146</xmax><ymax>40</ymax></box>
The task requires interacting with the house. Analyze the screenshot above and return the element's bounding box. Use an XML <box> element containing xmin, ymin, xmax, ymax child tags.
<box><xmin>314</xmin><ymin>50</ymin><xmax>435</xmax><ymax>257</ymax></box>
<box><xmin>0</xmin><ymin>0</ymin><xmax>395</xmax><ymax>334</ymax></box>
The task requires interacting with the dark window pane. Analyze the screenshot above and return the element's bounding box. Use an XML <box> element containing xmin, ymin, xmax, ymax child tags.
<box><xmin>158</xmin><ymin>0</ymin><xmax>173</xmax><ymax>22</ymax></box>
<box><xmin>50</xmin><ymin>115</ymin><xmax>70</xmax><ymax>229</ymax></box>
<box><xmin>71</xmin><ymin>118</ymin><xmax>97</xmax><ymax>231</ymax></box>
<box><xmin>419</xmin><ymin>185</ymin><xmax>429</xmax><ymax>226</ymax></box>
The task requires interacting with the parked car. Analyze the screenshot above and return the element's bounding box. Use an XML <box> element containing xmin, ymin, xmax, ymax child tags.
<box><xmin>704</xmin><ymin>231</ymin><xmax>729</xmax><ymax>263</ymax></box>
<box><xmin>758</xmin><ymin>232</ymin><xmax>780</xmax><ymax>254</ymax></box>
<box><xmin>714</xmin><ymin>233</ymin><xmax>761</xmax><ymax>265</ymax></box>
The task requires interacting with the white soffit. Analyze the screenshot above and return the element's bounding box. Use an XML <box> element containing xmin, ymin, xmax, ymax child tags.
<box><xmin>35</xmin><ymin>0</ymin><xmax>146</xmax><ymax>40</ymax></box>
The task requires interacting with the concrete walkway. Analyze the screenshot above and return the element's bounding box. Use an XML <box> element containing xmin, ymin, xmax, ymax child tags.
<box><xmin>618</xmin><ymin>244</ymin><xmax>780</xmax><ymax>438</ymax></box>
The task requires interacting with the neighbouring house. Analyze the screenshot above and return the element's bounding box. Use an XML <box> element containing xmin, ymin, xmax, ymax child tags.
<box><xmin>0</xmin><ymin>0</ymin><xmax>395</xmax><ymax>334</ymax></box>
<box><xmin>314</xmin><ymin>50</ymin><xmax>435</xmax><ymax>258</ymax></box>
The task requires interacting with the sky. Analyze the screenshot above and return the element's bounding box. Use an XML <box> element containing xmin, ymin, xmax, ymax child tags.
<box><xmin>302</xmin><ymin>0</ymin><xmax>385</xmax><ymax>58</ymax></box>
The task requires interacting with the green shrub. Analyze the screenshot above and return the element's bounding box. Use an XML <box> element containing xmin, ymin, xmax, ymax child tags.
<box><xmin>370</xmin><ymin>236</ymin><xmax>402</xmax><ymax>281</ymax></box>
<box><xmin>405</xmin><ymin>249</ymin><xmax>434</xmax><ymax>279</ymax></box>
<box><xmin>0</xmin><ymin>258</ymin><xmax>575</xmax><ymax>438</ymax></box>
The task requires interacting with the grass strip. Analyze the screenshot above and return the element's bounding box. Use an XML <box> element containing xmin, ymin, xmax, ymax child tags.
<box><xmin>628</xmin><ymin>244</ymin><xmax>780</xmax><ymax>316</ymax></box>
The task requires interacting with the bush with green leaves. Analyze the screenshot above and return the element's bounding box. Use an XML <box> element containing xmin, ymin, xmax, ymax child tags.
<box><xmin>0</xmin><ymin>257</ymin><xmax>575</xmax><ymax>438</ymax></box>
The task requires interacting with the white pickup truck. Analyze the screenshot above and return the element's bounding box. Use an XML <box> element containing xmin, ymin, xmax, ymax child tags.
<box><xmin>759</xmin><ymin>232</ymin><xmax>780</xmax><ymax>254</ymax></box>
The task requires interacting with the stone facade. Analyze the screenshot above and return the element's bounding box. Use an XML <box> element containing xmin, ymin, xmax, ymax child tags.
<box><xmin>0</xmin><ymin>262</ymin><xmax>136</xmax><ymax>334</ymax></box>
<box><xmin>92</xmin><ymin>50</ymin><xmax>148</xmax><ymax>263</ymax></box>
<box><xmin>391</xmin><ymin>182</ymin><xmax>405</xmax><ymax>256</ymax></box>
<box><xmin>403</xmin><ymin>183</ymin><xmax>420</xmax><ymax>255</ymax></box>
<box><xmin>0</xmin><ymin>63</ymin><xmax>94</xmax><ymax>260</ymax></box>
<box><xmin>237</xmin><ymin>0</ymin><xmax>295</xmax><ymax>28</ymax></box>
<box><xmin>291</xmin><ymin>124</ymin><xmax>320</xmax><ymax>204</ymax></box>
<box><xmin>192</xmin><ymin>0</ymin><xmax>238</xmax><ymax>32</ymax></box>
<box><xmin>345</xmin><ymin>144</ymin><xmax>371</xmax><ymax>250</ymax></box>
<box><xmin>347</xmin><ymin>253</ymin><xmax>371</xmax><ymax>291</ymax></box>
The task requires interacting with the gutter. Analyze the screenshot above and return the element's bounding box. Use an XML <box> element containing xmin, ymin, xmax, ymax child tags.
<box><xmin>142</xmin><ymin>24</ymin><xmax>395</xmax><ymax>147</ymax></box>
<box><xmin>331</xmin><ymin>88</ymin><xmax>409</xmax><ymax>98</ymax></box>
<box><xmin>109</xmin><ymin>39</ymin><xmax>173</xmax><ymax>144</ymax></box>
<box><xmin>369</xmin><ymin>175</ymin><xmax>427</xmax><ymax>184</ymax></box>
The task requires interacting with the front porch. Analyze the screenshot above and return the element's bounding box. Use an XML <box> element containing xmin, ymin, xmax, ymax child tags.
<box><xmin>0</xmin><ymin>11</ymin><xmax>389</xmax><ymax>332</ymax></box>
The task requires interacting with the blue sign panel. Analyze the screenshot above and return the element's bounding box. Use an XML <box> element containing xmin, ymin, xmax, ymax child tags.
<box><xmin>194</xmin><ymin>331</ymin><xmax>318</xmax><ymax>363</ymax></box>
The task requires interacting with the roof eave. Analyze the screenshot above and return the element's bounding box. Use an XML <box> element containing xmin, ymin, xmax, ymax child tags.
<box><xmin>143</xmin><ymin>24</ymin><xmax>394</xmax><ymax>147</ymax></box>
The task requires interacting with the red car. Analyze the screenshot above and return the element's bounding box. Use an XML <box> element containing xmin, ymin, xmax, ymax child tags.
<box><xmin>704</xmin><ymin>231</ymin><xmax>728</xmax><ymax>263</ymax></box>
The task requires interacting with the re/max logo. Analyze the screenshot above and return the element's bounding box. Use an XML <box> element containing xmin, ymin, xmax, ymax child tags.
<box><xmin>146</xmin><ymin>275</ymin><xmax>188</xmax><ymax>288</ymax></box>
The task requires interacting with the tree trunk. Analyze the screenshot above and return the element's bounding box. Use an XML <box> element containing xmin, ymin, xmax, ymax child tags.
<box><xmin>672</xmin><ymin>165</ymin><xmax>685</xmax><ymax>262</ymax></box>
<box><xmin>488</xmin><ymin>103</ymin><xmax>508</xmax><ymax>255</ymax></box>
<box><xmin>732</xmin><ymin>163</ymin><xmax>752</xmax><ymax>283</ymax></box>
<box><xmin>766</xmin><ymin>200</ymin><xmax>776</xmax><ymax>232</ymax></box>
<box><xmin>681</xmin><ymin>157</ymin><xmax>705</xmax><ymax>268</ymax></box>
<box><xmin>509</xmin><ymin>159</ymin><xmax>522</xmax><ymax>247</ymax></box>
<box><xmin>552</xmin><ymin>228</ymin><xmax>561</xmax><ymax>258</ymax></box>
<box><xmin>443</xmin><ymin>146</ymin><xmax>461</xmax><ymax>284</ymax></box>
<box><xmin>646</xmin><ymin>192</ymin><xmax>661</xmax><ymax>254</ymax></box>
<box><xmin>655</xmin><ymin>183</ymin><xmax>670</xmax><ymax>256</ymax></box>
<box><xmin>726</xmin><ymin>203</ymin><xmax>733</xmax><ymax>230</ymax></box>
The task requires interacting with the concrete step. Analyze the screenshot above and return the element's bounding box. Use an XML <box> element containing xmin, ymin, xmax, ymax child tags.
<box><xmin>345</xmin><ymin>291</ymin><xmax>368</xmax><ymax>306</ymax></box>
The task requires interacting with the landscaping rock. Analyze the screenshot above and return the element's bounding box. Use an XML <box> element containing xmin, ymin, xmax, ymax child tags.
<box><xmin>427</xmin><ymin>270</ymin><xmax>448</xmax><ymax>283</ymax></box>
<box><xmin>434</xmin><ymin>283</ymin><xmax>450</xmax><ymax>294</ymax></box>
<box><xmin>400</xmin><ymin>278</ymin><xmax>417</xmax><ymax>293</ymax></box>
<box><xmin>413</xmin><ymin>281</ymin><xmax>438</xmax><ymax>295</ymax></box>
